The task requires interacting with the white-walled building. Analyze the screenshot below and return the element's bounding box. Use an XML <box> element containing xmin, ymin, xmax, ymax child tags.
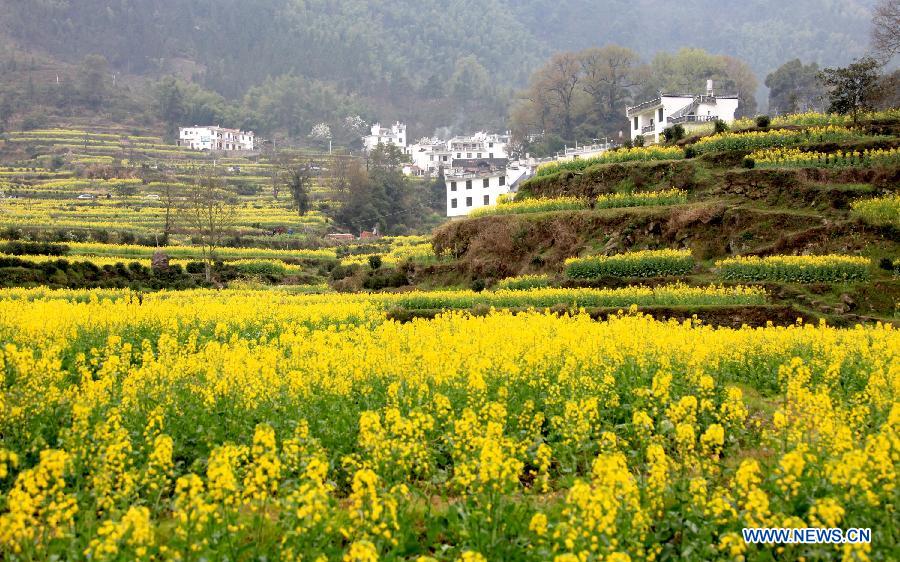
<box><xmin>445</xmin><ymin>167</ymin><xmax>510</xmax><ymax>217</ymax></box>
<box><xmin>407</xmin><ymin>137</ymin><xmax>451</xmax><ymax>175</ymax></box>
<box><xmin>363</xmin><ymin>122</ymin><xmax>407</xmax><ymax>152</ymax></box>
<box><xmin>626</xmin><ymin>81</ymin><xmax>739</xmax><ymax>144</ymax></box>
<box><xmin>178</xmin><ymin>126</ymin><xmax>256</xmax><ymax>151</ymax></box>
<box><xmin>447</xmin><ymin>132</ymin><xmax>509</xmax><ymax>162</ymax></box>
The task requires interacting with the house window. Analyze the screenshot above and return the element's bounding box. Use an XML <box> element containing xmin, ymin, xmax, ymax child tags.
<box><xmin>477</xmin><ymin>153</ymin><xmax>482</xmax><ymax>159</ymax></box>
<box><xmin>658</xmin><ymin>108</ymin><xmax>664</xmax><ymax>121</ymax></box>
<box><xmin>451</xmin><ymin>198</ymin><xmax>457</xmax><ymax>209</ymax></box>
<box><xmin>489</xmin><ymin>142</ymin><xmax>494</xmax><ymax>148</ymax></box>
<box><xmin>633</xmin><ymin>116</ymin><xmax>638</xmax><ymax>130</ymax></box>
<box><xmin>499</xmin><ymin>176</ymin><xmax>505</xmax><ymax>186</ymax></box>
<box><xmin>483</xmin><ymin>178</ymin><xmax>490</xmax><ymax>188</ymax></box>
<box><xmin>467</xmin><ymin>153</ymin><xmax>472</xmax><ymax>159</ymax></box>
<box><xmin>442</xmin><ymin>155</ymin><xmax>448</xmax><ymax>162</ymax></box>
<box><xmin>484</xmin><ymin>195</ymin><xmax>490</xmax><ymax>205</ymax></box>
<box><xmin>457</xmin><ymin>153</ymin><xmax>461</xmax><ymax>159</ymax></box>
<box><xmin>489</xmin><ymin>153</ymin><xmax>493</xmax><ymax>159</ymax></box>
<box><xmin>450</xmin><ymin>181</ymin><xmax>457</xmax><ymax>191</ymax></box>
<box><xmin>466</xmin><ymin>180</ymin><xmax>472</xmax><ymax>190</ymax></box>
<box><xmin>466</xmin><ymin>197</ymin><xmax>472</xmax><ymax>207</ymax></box>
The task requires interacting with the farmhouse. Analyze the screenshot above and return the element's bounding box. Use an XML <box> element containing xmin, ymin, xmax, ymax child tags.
<box><xmin>178</xmin><ymin>126</ymin><xmax>256</xmax><ymax>151</ymax></box>
<box><xmin>363</xmin><ymin>122</ymin><xmax>407</xmax><ymax>152</ymax></box>
<box><xmin>445</xmin><ymin>164</ymin><xmax>510</xmax><ymax>218</ymax></box>
<box><xmin>626</xmin><ymin>80</ymin><xmax>738</xmax><ymax>144</ymax></box>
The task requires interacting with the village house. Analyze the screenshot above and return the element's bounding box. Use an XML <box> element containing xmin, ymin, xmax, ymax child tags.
<box><xmin>447</xmin><ymin>131</ymin><xmax>509</xmax><ymax>163</ymax></box>
<box><xmin>445</xmin><ymin>164</ymin><xmax>510</xmax><ymax>218</ymax></box>
<box><xmin>625</xmin><ymin>80</ymin><xmax>738</xmax><ymax>144</ymax></box>
<box><xmin>178</xmin><ymin>126</ymin><xmax>256</xmax><ymax>151</ymax></box>
<box><xmin>407</xmin><ymin>137</ymin><xmax>451</xmax><ymax>175</ymax></box>
<box><xmin>363</xmin><ymin>122</ymin><xmax>407</xmax><ymax>152</ymax></box>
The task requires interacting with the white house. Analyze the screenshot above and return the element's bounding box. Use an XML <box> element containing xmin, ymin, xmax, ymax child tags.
<box><xmin>625</xmin><ymin>81</ymin><xmax>739</xmax><ymax>144</ymax></box>
<box><xmin>407</xmin><ymin>137</ymin><xmax>451</xmax><ymax>175</ymax></box>
<box><xmin>445</xmin><ymin>167</ymin><xmax>510</xmax><ymax>217</ymax></box>
<box><xmin>363</xmin><ymin>122</ymin><xmax>407</xmax><ymax>152</ymax></box>
<box><xmin>447</xmin><ymin>132</ymin><xmax>509</xmax><ymax>163</ymax></box>
<box><xmin>178</xmin><ymin>126</ymin><xmax>256</xmax><ymax>151</ymax></box>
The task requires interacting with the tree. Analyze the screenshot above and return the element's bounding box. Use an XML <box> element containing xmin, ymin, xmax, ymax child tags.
<box><xmin>288</xmin><ymin>167</ymin><xmax>311</xmax><ymax>216</ymax></box>
<box><xmin>79</xmin><ymin>54</ymin><xmax>109</xmax><ymax>109</ymax></box>
<box><xmin>765</xmin><ymin>59</ymin><xmax>823</xmax><ymax>115</ymax></box>
<box><xmin>449</xmin><ymin>55</ymin><xmax>492</xmax><ymax>100</ymax></box>
<box><xmin>181</xmin><ymin>176</ymin><xmax>236</xmax><ymax>282</ymax></box>
<box><xmin>579</xmin><ymin>45</ymin><xmax>643</xmax><ymax>132</ymax></box>
<box><xmin>154</xmin><ymin>77</ymin><xmax>186</xmax><ymax>138</ymax></box>
<box><xmin>872</xmin><ymin>0</ymin><xmax>900</xmax><ymax>60</ymax></box>
<box><xmin>644</xmin><ymin>49</ymin><xmax>758</xmax><ymax>117</ymax></box>
<box><xmin>161</xmin><ymin>180</ymin><xmax>180</xmax><ymax>241</ymax></box>
<box><xmin>536</xmin><ymin>52</ymin><xmax>582</xmax><ymax>140</ymax></box>
<box><xmin>819</xmin><ymin>57</ymin><xmax>884</xmax><ymax>125</ymax></box>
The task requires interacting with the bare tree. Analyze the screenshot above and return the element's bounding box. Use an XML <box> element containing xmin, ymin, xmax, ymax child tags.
<box><xmin>872</xmin><ymin>0</ymin><xmax>900</xmax><ymax>60</ymax></box>
<box><xmin>161</xmin><ymin>178</ymin><xmax>181</xmax><ymax>241</ymax></box>
<box><xmin>537</xmin><ymin>52</ymin><xmax>582</xmax><ymax>140</ymax></box>
<box><xmin>181</xmin><ymin>176</ymin><xmax>236</xmax><ymax>282</ymax></box>
<box><xmin>580</xmin><ymin>45</ymin><xmax>642</xmax><ymax>120</ymax></box>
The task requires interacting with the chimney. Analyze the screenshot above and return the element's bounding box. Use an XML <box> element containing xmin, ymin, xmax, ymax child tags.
<box><xmin>706</xmin><ymin>80</ymin><xmax>714</xmax><ymax>96</ymax></box>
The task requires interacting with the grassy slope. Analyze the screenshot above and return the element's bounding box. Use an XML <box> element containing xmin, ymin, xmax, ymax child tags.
<box><xmin>428</xmin><ymin>129</ymin><xmax>900</xmax><ymax>323</ymax></box>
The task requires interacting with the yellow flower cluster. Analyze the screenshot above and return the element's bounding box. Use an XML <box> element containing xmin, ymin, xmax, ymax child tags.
<box><xmin>468</xmin><ymin>196</ymin><xmax>589</xmax><ymax>218</ymax></box>
<box><xmin>0</xmin><ymin>288</ymin><xmax>897</xmax><ymax>559</ymax></box>
<box><xmin>716</xmin><ymin>254</ymin><xmax>870</xmax><ymax>282</ymax></box>
<box><xmin>749</xmin><ymin>147</ymin><xmax>900</xmax><ymax>169</ymax></box>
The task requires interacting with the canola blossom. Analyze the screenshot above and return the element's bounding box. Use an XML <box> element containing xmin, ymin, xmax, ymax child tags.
<box><xmin>851</xmin><ymin>195</ymin><xmax>900</xmax><ymax>230</ymax></box>
<box><xmin>565</xmin><ymin>249</ymin><xmax>695</xmax><ymax>278</ymax></box>
<box><xmin>0</xmin><ymin>288</ymin><xmax>898</xmax><ymax>560</ymax></box>
<box><xmin>692</xmin><ymin>126</ymin><xmax>867</xmax><ymax>154</ymax></box>
<box><xmin>749</xmin><ymin>147</ymin><xmax>900</xmax><ymax>169</ymax></box>
<box><xmin>468</xmin><ymin>196</ymin><xmax>589</xmax><ymax>217</ymax></box>
<box><xmin>534</xmin><ymin>146</ymin><xmax>685</xmax><ymax>177</ymax></box>
<box><xmin>715</xmin><ymin>254</ymin><xmax>870</xmax><ymax>283</ymax></box>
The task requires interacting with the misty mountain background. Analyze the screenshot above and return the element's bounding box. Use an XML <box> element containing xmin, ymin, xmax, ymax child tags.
<box><xmin>0</xmin><ymin>0</ymin><xmax>880</xmax><ymax>139</ymax></box>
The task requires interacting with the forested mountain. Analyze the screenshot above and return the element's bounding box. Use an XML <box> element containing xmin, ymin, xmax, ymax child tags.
<box><xmin>0</xmin><ymin>0</ymin><xmax>880</xmax><ymax>138</ymax></box>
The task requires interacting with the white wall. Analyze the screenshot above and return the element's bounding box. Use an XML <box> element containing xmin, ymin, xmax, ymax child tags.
<box><xmin>445</xmin><ymin>172</ymin><xmax>510</xmax><ymax>217</ymax></box>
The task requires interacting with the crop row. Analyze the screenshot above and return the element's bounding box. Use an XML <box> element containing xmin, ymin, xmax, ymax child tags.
<box><xmin>715</xmin><ymin>255</ymin><xmax>870</xmax><ymax>282</ymax></box>
<box><xmin>749</xmin><ymin>147</ymin><xmax>900</xmax><ymax>169</ymax></box>
<box><xmin>535</xmin><ymin>146</ymin><xmax>684</xmax><ymax>177</ymax></box>
<box><xmin>565</xmin><ymin>249</ymin><xmax>694</xmax><ymax>278</ymax></box>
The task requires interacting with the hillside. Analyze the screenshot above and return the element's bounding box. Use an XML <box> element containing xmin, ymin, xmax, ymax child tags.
<box><xmin>426</xmin><ymin>112</ymin><xmax>900</xmax><ymax>325</ymax></box>
<box><xmin>0</xmin><ymin>1</ymin><xmax>879</xmax><ymax>137</ymax></box>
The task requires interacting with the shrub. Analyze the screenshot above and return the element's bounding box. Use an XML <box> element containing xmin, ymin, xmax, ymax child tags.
<box><xmin>368</xmin><ymin>255</ymin><xmax>383</xmax><ymax>270</ymax></box>
<box><xmin>662</xmin><ymin>124</ymin><xmax>686</xmax><ymax>143</ymax></box>
<box><xmin>755</xmin><ymin>115</ymin><xmax>771</xmax><ymax>128</ymax></box>
<box><xmin>185</xmin><ymin>261</ymin><xmax>206</xmax><ymax>274</ymax></box>
<box><xmin>713</xmin><ymin>120</ymin><xmax>729</xmax><ymax>134</ymax></box>
<box><xmin>0</xmin><ymin>241</ymin><xmax>70</xmax><ymax>256</ymax></box>
<box><xmin>471</xmin><ymin>278</ymin><xmax>487</xmax><ymax>292</ymax></box>
<box><xmin>715</xmin><ymin>255</ymin><xmax>870</xmax><ymax>282</ymax></box>
<box><xmin>565</xmin><ymin>249</ymin><xmax>694</xmax><ymax>279</ymax></box>
<box><xmin>742</xmin><ymin>157</ymin><xmax>756</xmax><ymax>169</ymax></box>
<box><xmin>684</xmin><ymin>146</ymin><xmax>697</xmax><ymax>159</ymax></box>
<box><xmin>634</xmin><ymin>135</ymin><xmax>645</xmax><ymax>147</ymax></box>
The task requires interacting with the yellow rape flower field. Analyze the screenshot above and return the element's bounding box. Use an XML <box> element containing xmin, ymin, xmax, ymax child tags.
<box><xmin>0</xmin><ymin>287</ymin><xmax>897</xmax><ymax>561</ymax></box>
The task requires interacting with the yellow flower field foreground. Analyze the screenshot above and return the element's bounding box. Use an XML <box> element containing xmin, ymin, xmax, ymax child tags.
<box><xmin>0</xmin><ymin>287</ymin><xmax>897</xmax><ymax>560</ymax></box>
